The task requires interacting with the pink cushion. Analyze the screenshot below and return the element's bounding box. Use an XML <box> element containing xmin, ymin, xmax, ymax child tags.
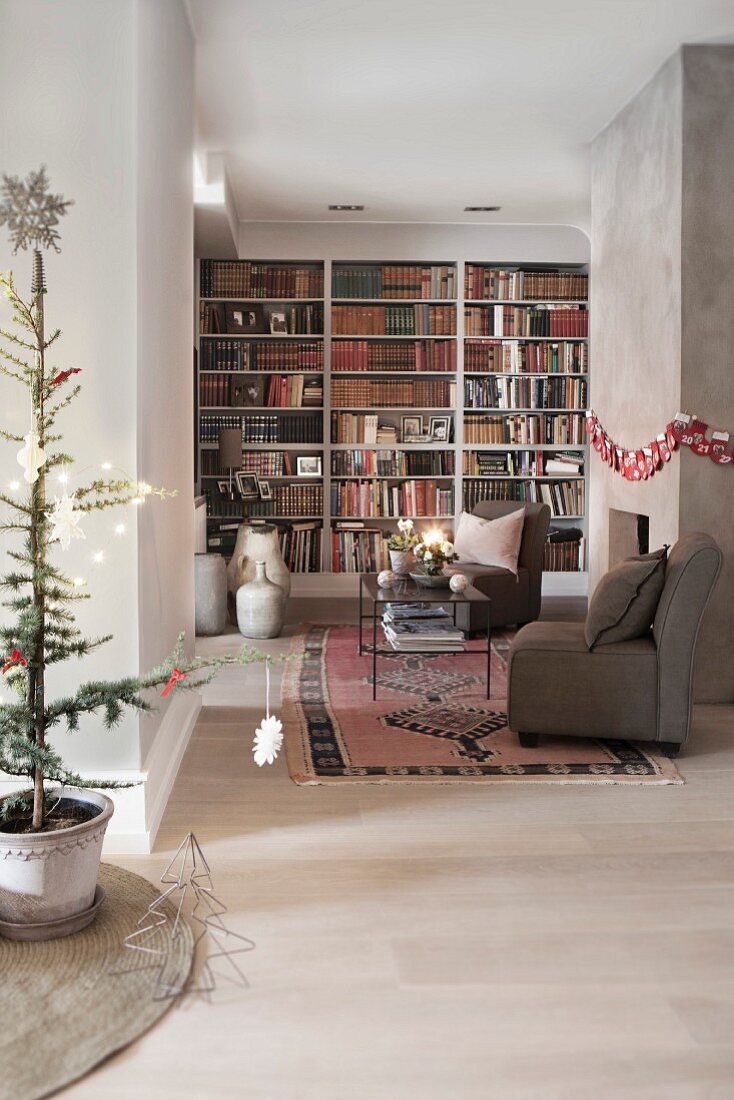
<box><xmin>454</xmin><ymin>508</ymin><xmax>525</xmax><ymax>574</ymax></box>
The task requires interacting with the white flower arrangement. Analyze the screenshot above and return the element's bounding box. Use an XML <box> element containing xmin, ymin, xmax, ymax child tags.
<box><xmin>388</xmin><ymin>517</ymin><xmax>418</xmax><ymax>551</ymax></box>
<box><xmin>414</xmin><ymin>529</ymin><xmax>458</xmax><ymax>576</ymax></box>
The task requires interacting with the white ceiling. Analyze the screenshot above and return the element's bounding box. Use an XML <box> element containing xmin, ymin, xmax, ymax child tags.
<box><xmin>187</xmin><ymin>0</ymin><xmax>734</xmax><ymax>228</ymax></box>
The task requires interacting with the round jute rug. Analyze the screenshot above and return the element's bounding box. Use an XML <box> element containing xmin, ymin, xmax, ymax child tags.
<box><xmin>0</xmin><ymin>862</ymin><xmax>194</xmax><ymax>1100</ymax></box>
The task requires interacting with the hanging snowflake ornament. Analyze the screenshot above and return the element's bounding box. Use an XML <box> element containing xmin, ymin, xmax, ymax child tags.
<box><xmin>253</xmin><ymin>715</ymin><xmax>283</xmax><ymax>767</ymax></box>
<box><xmin>49</xmin><ymin>492</ymin><xmax>85</xmax><ymax>550</ymax></box>
<box><xmin>16</xmin><ymin>430</ymin><xmax>47</xmax><ymax>484</ymax></box>
<box><xmin>0</xmin><ymin>166</ymin><xmax>73</xmax><ymax>254</ymax></box>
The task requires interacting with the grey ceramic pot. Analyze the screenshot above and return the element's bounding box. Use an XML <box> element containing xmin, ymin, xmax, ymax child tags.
<box><xmin>236</xmin><ymin>560</ymin><xmax>286</xmax><ymax>639</ymax></box>
<box><xmin>195</xmin><ymin>553</ymin><xmax>228</xmax><ymax>636</ymax></box>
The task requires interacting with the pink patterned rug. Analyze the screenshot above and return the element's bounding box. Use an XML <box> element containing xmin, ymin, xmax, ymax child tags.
<box><xmin>282</xmin><ymin>626</ymin><xmax>682</xmax><ymax>786</ymax></box>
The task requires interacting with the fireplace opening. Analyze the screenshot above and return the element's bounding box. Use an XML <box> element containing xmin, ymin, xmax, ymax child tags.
<box><xmin>609</xmin><ymin>508</ymin><xmax>650</xmax><ymax>564</ymax></box>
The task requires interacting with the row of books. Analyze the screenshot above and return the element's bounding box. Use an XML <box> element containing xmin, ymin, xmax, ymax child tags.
<box><xmin>199</xmin><ymin>374</ymin><xmax>323</xmax><ymax>409</ymax></box>
<box><xmin>330</xmin><ymin>479</ymin><xmax>454</xmax><ymax>519</ymax></box>
<box><xmin>463</xmin><ymin>451</ymin><xmax>584</xmax><ymax>478</ymax></box>
<box><xmin>464</xmin><ymin>267</ymin><xmax>588</xmax><ymax>302</ymax></box>
<box><xmin>200</xmin><ymin>261</ymin><xmax>323</xmax><ymax>299</ymax></box>
<box><xmin>199</xmin><ymin>340</ymin><xmax>324</xmax><ymax>373</ymax></box>
<box><xmin>382</xmin><ymin>604</ymin><xmax>465</xmax><ymax>653</ymax></box>
<box><xmin>332</xmin><ymin>265</ymin><xmax>456</xmax><ymax>300</ymax></box>
<box><xmin>331</xmin><ymin>525</ymin><xmax>390</xmax><ymax>574</ymax></box>
<box><xmin>332</xmin><ymin>305</ymin><xmax>456</xmax><ymax>336</ymax></box>
<box><xmin>331</xmin><ymin>449</ymin><xmax>455</xmax><ymax>477</ymax></box>
<box><xmin>331</xmin><ymin>378</ymin><xmax>456</xmax><ymax>409</ymax></box>
<box><xmin>463</xmin><ymin>478</ymin><xmax>585</xmax><ymax>516</ymax></box>
<box><xmin>279</xmin><ymin>522</ymin><xmax>323</xmax><ymax>573</ymax></box>
<box><xmin>331</xmin><ymin>340</ymin><xmax>456</xmax><ymax>373</ymax></box>
<box><xmin>199</xmin><ymin>301</ymin><xmax>324</xmax><ymax>335</ymax></box>
<box><xmin>331</xmin><ymin>413</ymin><xmax>421</xmax><ymax>445</ymax></box>
<box><xmin>199</xmin><ymin>414</ymin><xmax>323</xmax><ymax>444</ymax></box>
<box><xmin>267</xmin><ymin>483</ymin><xmax>323</xmax><ymax>516</ymax></box>
<box><xmin>463</xmin><ymin>376</ymin><xmax>587</xmax><ymax>411</ymax></box>
<box><xmin>463</xmin><ymin>413</ymin><xmax>586</xmax><ymax>446</ymax></box>
<box><xmin>464</xmin><ymin>340</ymin><xmax>588</xmax><ymax>375</ymax></box>
<box><xmin>201</xmin><ymin>450</ymin><xmax>310</xmax><ymax>477</ymax></box>
<box><xmin>464</xmin><ymin>305</ymin><xmax>589</xmax><ymax>338</ymax></box>
<box><xmin>544</xmin><ymin>529</ymin><xmax>586</xmax><ymax>572</ymax></box>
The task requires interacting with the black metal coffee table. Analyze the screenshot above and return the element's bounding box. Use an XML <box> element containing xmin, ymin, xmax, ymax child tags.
<box><xmin>358</xmin><ymin>573</ymin><xmax>492</xmax><ymax>701</ymax></box>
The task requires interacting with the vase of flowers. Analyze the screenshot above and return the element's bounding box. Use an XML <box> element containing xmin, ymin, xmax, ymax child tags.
<box><xmin>387</xmin><ymin>518</ymin><xmax>417</xmax><ymax>575</ymax></box>
<box><xmin>411</xmin><ymin>530</ymin><xmax>458</xmax><ymax>587</ymax></box>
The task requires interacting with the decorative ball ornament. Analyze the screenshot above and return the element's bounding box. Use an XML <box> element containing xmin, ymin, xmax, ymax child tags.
<box><xmin>449</xmin><ymin>572</ymin><xmax>468</xmax><ymax>593</ymax></box>
<box><xmin>377</xmin><ymin>569</ymin><xmax>396</xmax><ymax>588</ymax></box>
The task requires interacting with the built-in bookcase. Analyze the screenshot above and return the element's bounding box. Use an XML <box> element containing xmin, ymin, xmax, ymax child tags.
<box><xmin>196</xmin><ymin>258</ymin><xmax>589</xmax><ymax>591</ymax></box>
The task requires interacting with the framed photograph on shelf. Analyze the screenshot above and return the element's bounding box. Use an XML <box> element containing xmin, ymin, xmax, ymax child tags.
<box><xmin>226</xmin><ymin>304</ymin><xmax>265</xmax><ymax>335</ymax></box>
<box><xmin>268</xmin><ymin>310</ymin><xmax>288</xmax><ymax>334</ymax></box>
<box><xmin>401</xmin><ymin>415</ymin><xmax>424</xmax><ymax>443</ymax></box>
<box><xmin>429</xmin><ymin>416</ymin><xmax>451</xmax><ymax>442</ymax></box>
<box><xmin>235</xmin><ymin>472</ymin><xmax>260</xmax><ymax>500</ymax></box>
<box><xmin>296</xmin><ymin>456</ymin><xmax>322</xmax><ymax>477</ymax></box>
<box><xmin>216</xmin><ymin>479</ymin><xmax>232</xmax><ymax>496</ymax></box>
<box><xmin>232</xmin><ymin>376</ymin><xmax>265</xmax><ymax>407</ymax></box>
<box><xmin>258</xmin><ymin>480</ymin><xmax>273</xmax><ymax>501</ymax></box>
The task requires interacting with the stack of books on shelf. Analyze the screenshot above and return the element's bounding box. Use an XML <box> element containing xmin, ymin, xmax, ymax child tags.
<box><xmin>464</xmin><ymin>266</ymin><xmax>587</xmax><ymax>301</ymax></box>
<box><xmin>463</xmin><ymin>478</ymin><xmax>584</xmax><ymax>515</ymax></box>
<box><xmin>463</xmin><ymin>376</ymin><xmax>587</xmax><ymax>411</ymax></box>
<box><xmin>332</xmin><ymin>305</ymin><xmax>456</xmax><ymax>336</ymax></box>
<box><xmin>464</xmin><ymin>305</ymin><xmax>588</xmax><ymax>338</ymax></box>
<box><xmin>463</xmin><ymin>413</ymin><xmax>586</xmax><ymax>446</ymax></box>
<box><xmin>200</xmin><ymin>343</ymin><xmax>324</xmax><ymax>372</ymax></box>
<box><xmin>331</xmin><ymin>340</ymin><xmax>456</xmax><ymax>372</ymax></box>
<box><xmin>463</xmin><ymin>450</ymin><xmax>584</xmax><ymax>478</ymax></box>
<box><xmin>331</xmin><ymin>524</ymin><xmax>390</xmax><ymax>573</ymax></box>
<box><xmin>331</xmin><ymin>378</ymin><xmax>455</xmax><ymax>408</ymax></box>
<box><xmin>278</xmin><ymin>522</ymin><xmax>322</xmax><ymax>573</ymax></box>
<box><xmin>200</xmin><ymin>261</ymin><xmax>323</xmax><ymax>299</ymax></box>
<box><xmin>544</xmin><ymin>527</ymin><xmax>586</xmax><ymax>572</ymax></box>
<box><xmin>464</xmin><ymin>340</ymin><xmax>587</xmax><ymax>374</ymax></box>
<box><xmin>333</xmin><ymin>265</ymin><xmax>456</xmax><ymax>299</ymax></box>
<box><xmin>331</xmin><ymin>449</ymin><xmax>455</xmax><ymax>477</ymax></box>
<box><xmin>382</xmin><ymin>604</ymin><xmax>465</xmax><ymax>653</ymax></box>
<box><xmin>331</xmin><ymin>479</ymin><xmax>453</xmax><ymax>518</ymax></box>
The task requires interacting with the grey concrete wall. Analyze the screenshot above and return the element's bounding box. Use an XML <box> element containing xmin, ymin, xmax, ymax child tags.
<box><xmin>589</xmin><ymin>53</ymin><xmax>682</xmax><ymax>595</ymax></box>
<box><xmin>590</xmin><ymin>45</ymin><xmax>734</xmax><ymax>703</ymax></box>
<box><xmin>680</xmin><ymin>46</ymin><xmax>734</xmax><ymax>701</ymax></box>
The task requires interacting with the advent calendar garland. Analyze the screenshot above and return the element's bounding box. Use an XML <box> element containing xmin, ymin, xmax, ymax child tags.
<box><xmin>586</xmin><ymin>411</ymin><xmax>733</xmax><ymax>481</ymax></box>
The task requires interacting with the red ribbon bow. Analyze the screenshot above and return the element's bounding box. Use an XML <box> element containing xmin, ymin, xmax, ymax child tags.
<box><xmin>161</xmin><ymin>668</ymin><xmax>186</xmax><ymax>697</ymax></box>
<box><xmin>2</xmin><ymin>649</ymin><xmax>27</xmax><ymax>674</ymax></box>
<box><xmin>51</xmin><ymin>368</ymin><xmax>82</xmax><ymax>386</ymax></box>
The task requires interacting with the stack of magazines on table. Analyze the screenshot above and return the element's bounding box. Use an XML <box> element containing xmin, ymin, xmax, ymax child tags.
<box><xmin>381</xmin><ymin>603</ymin><xmax>465</xmax><ymax>653</ymax></box>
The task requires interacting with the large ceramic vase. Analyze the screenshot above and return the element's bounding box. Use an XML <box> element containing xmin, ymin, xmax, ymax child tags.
<box><xmin>389</xmin><ymin>549</ymin><xmax>415</xmax><ymax>576</ymax></box>
<box><xmin>236</xmin><ymin>561</ymin><xmax>286</xmax><ymax>639</ymax></box>
<box><xmin>0</xmin><ymin>787</ymin><xmax>114</xmax><ymax>941</ymax></box>
<box><xmin>194</xmin><ymin>553</ymin><xmax>228</xmax><ymax>636</ymax></box>
<box><xmin>227</xmin><ymin>523</ymin><xmax>290</xmax><ymax>598</ymax></box>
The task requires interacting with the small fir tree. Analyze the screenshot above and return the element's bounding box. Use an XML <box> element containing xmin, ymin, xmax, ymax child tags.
<box><xmin>0</xmin><ymin>167</ymin><xmax>270</xmax><ymax>831</ymax></box>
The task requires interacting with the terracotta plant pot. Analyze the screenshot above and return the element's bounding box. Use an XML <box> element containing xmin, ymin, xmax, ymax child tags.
<box><xmin>0</xmin><ymin>786</ymin><xmax>114</xmax><ymax>940</ymax></box>
<box><xmin>389</xmin><ymin>549</ymin><xmax>415</xmax><ymax>575</ymax></box>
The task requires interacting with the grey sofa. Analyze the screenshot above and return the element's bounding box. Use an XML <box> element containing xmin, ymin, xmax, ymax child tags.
<box><xmin>507</xmin><ymin>532</ymin><xmax>722</xmax><ymax>755</ymax></box>
<box><xmin>452</xmin><ymin>501</ymin><xmax>551</xmax><ymax>634</ymax></box>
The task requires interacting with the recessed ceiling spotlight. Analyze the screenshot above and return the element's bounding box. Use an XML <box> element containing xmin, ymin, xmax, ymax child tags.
<box><xmin>464</xmin><ymin>206</ymin><xmax>501</xmax><ymax>212</ymax></box>
<box><xmin>328</xmin><ymin>204</ymin><xmax>365</xmax><ymax>211</ymax></box>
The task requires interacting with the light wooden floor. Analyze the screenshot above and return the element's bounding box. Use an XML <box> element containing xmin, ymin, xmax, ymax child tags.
<box><xmin>62</xmin><ymin>599</ymin><xmax>734</xmax><ymax>1099</ymax></box>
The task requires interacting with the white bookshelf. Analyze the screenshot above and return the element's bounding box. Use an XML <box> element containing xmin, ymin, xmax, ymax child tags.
<box><xmin>196</xmin><ymin>258</ymin><xmax>589</xmax><ymax>595</ymax></box>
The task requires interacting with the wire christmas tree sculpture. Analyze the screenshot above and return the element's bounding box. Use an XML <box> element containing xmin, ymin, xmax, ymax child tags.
<box><xmin>112</xmin><ymin>832</ymin><xmax>256</xmax><ymax>1000</ymax></box>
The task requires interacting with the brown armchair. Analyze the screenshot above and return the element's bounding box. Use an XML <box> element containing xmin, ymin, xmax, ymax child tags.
<box><xmin>452</xmin><ymin>501</ymin><xmax>551</xmax><ymax>634</ymax></box>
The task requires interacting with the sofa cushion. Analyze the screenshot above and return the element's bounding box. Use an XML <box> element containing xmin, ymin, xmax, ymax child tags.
<box><xmin>454</xmin><ymin>508</ymin><xmax>525</xmax><ymax>574</ymax></box>
<box><xmin>584</xmin><ymin>547</ymin><xmax>668</xmax><ymax>649</ymax></box>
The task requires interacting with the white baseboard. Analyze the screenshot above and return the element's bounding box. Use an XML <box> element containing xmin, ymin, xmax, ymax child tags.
<box><xmin>0</xmin><ymin>692</ymin><xmax>201</xmax><ymax>856</ymax></box>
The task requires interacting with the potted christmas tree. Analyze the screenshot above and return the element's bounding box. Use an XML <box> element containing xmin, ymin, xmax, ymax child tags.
<box><xmin>0</xmin><ymin>168</ymin><xmax>281</xmax><ymax>940</ymax></box>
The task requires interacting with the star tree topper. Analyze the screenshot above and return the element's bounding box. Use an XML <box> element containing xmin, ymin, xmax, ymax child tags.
<box><xmin>0</xmin><ymin>165</ymin><xmax>73</xmax><ymax>254</ymax></box>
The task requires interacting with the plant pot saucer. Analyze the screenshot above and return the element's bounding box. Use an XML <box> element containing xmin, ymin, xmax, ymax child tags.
<box><xmin>409</xmin><ymin>572</ymin><xmax>451</xmax><ymax>588</ymax></box>
<box><xmin>0</xmin><ymin>884</ymin><xmax>106</xmax><ymax>942</ymax></box>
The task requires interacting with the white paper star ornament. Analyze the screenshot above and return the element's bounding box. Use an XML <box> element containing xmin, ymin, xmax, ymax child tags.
<box><xmin>16</xmin><ymin>430</ymin><xmax>47</xmax><ymax>484</ymax></box>
<box><xmin>49</xmin><ymin>492</ymin><xmax>85</xmax><ymax>550</ymax></box>
<box><xmin>253</xmin><ymin>714</ymin><xmax>283</xmax><ymax>767</ymax></box>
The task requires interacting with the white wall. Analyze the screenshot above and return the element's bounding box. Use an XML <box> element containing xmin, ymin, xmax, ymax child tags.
<box><xmin>0</xmin><ymin>0</ymin><xmax>196</xmax><ymax>847</ymax></box>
